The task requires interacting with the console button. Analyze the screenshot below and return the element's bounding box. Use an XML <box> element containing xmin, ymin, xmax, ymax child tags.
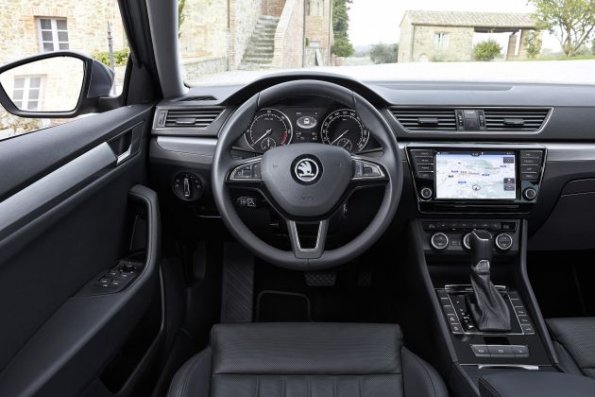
<box><xmin>416</xmin><ymin>156</ymin><xmax>433</xmax><ymax>164</ymax></box>
<box><xmin>447</xmin><ymin>314</ymin><xmax>459</xmax><ymax>324</ymax></box>
<box><xmin>511</xmin><ymin>345</ymin><xmax>530</xmax><ymax>358</ymax></box>
<box><xmin>517</xmin><ymin>315</ymin><xmax>532</xmax><ymax>325</ymax></box>
<box><xmin>520</xmin><ymin>150</ymin><xmax>543</xmax><ymax>159</ymax></box>
<box><xmin>521</xmin><ymin>157</ymin><xmax>541</xmax><ymax>165</ymax></box>
<box><xmin>430</xmin><ymin>232</ymin><xmax>449</xmax><ymax>250</ymax></box>
<box><xmin>424</xmin><ymin>222</ymin><xmax>437</xmax><ymax>231</ymax></box>
<box><xmin>450</xmin><ymin>324</ymin><xmax>463</xmax><ymax>334</ymax></box>
<box><xmin>521</xmin><ymin>165</ymin><xmax>540</xmax><ymax>173</ymax></box>
<box><xmin>471</xmin><ymin>345</ymin><xmax>490</xmax><ymax>358</ymax></box>
<box><xmin>410</xmin><ymin>149</ymin><xmax>433</xmax><ymax>157</ymax></box>
<box><xmin>501</xmin><ymin>222</ymin><xmax>516</xmax><ymax>231</ymax></box>
<box><xmin>442</xmin><ymin>305</ymin><xmax>455</xmax><ymax>315</ymax></box>
<box><xmin>514</xmin><ymin>307</ymin><xmax>527</xmax><ymax>316</ymax></box>
<box><xmin>521</xmin><ymin>324</ymin><xmax>535</xmax><ymax>334</ymax></box>
<box><xmin>495</xmin><ymin>233</ymin><xmax>514</xmax><ymax>251</ymax></box>
<box><xmin>488</xmin><ymin>345</ymin><xmax>514</xmax><ymax>358</ymax></box>
<box><xmin>417</xmin><ymin>172</ymin><xmax>434</xmax><ymax>179</ymax></box>
<box><xmin>521</xmin><ymin>172</ymin><xmax>539</xmax><ymax>181</ymax></box>
<box><xmin>416</xmin><ymin>164</ymin><xmax>434</xmax><ymax>173</ymax></box>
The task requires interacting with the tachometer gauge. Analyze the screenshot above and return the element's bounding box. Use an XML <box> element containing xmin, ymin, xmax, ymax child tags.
<box><xmin>320</xmin><ymin>109</ymin><xmax>369</xmax><ymax>153</ymax></box>
<box><xmin>245</xmin><ymin>108</ymin><xmax>293</xmax><ymax>152</ymax></box>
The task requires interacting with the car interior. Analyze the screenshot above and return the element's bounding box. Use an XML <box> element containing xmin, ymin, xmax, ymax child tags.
<box><xmin>1</xmin><ymin>0</ymin><xmax>595</xmax><ymax>396</ymax></box>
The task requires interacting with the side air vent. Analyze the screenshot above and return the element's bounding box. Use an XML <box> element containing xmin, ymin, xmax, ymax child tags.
<box><xmin>391</xmin><ymin>108</ymin><xmax>457</xmax><ymax>131</ymax></box>
<box><xmin>164</xmin><ymin>107</ymin><xmax>224</xmax><ymax>128</ymax></box>
<box><xmin>484</xmin><ymin>108</ymin><xmax>549</xmax><ymax>132</ymax></box>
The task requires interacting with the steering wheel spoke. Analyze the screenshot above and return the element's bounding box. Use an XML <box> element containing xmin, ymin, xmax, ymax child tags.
<box><xmin>227</xmin><ymin>157</ymin><xmax>262</xmax><ymax>187</ymax></box>
<box><xmin>351</xmin><ymin>156</ymin><xmax>388</xmax><ymax>187</ymax></box>
<box><xmin>287</xmin><ymin>219</ymin><xmax>328</xmax><ymax>260</ymax></box>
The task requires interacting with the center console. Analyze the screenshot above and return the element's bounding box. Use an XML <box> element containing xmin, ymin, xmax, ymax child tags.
<box><xmin>403</xmin><ymin>145</ymin><xmax>558</xmax><ymax>397</ymax></box>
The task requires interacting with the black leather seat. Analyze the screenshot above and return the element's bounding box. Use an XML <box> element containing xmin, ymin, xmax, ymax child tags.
<box><xmin>168</xmin><ymin>323</ymin><xmax>448</xmax><ymax>397</ymax></box>
<box><xmin>547</xmin><ymin>317</ymin><xmax>595</xmax><ymax>379</ymax></box>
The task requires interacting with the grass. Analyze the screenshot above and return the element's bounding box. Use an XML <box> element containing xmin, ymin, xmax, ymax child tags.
<box><xmin>525</xmin><ymin>54</ymin><xmax>595</xmax><ymax>61</ymax></box>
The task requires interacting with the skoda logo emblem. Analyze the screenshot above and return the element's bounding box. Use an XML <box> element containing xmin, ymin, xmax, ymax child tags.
<box><xmin>292</xmin><ymin>157</ymin><xmax>321</xmax><ymax>184</ymax></box>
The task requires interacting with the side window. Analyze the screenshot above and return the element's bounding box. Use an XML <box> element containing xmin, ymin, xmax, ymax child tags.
<box><xmin>12</xmin><ymin>76</ymin><xmax>43</xmax><ymax>111</ymax></box>
<box><xmin>433</xmin><ymin>32</ymin><xmax>449</xmax><ymax>50</ymax></box>
<box><xmin>38</xmin><ymin>18</ymin><xmax>70</xmax><ymax>52</ymax></box>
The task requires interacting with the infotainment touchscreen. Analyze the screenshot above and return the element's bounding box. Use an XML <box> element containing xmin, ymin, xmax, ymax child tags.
<box><xmin>435</xmin><ymin>151</ymin><xmax>517</xmax><ymax>200</ymax></box>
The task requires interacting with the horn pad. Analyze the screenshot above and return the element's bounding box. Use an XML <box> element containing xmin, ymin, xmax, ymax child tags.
<box><xmin>261</xmin><ymin>143</ymin><xmax>353</xmax><ymax>218</ymax></box>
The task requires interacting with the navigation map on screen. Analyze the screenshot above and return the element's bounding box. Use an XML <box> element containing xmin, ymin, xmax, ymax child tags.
<box><xmin>435</xmin><ymin>152</ymin><xmax>516</xmax><ymax>200</ymax></box>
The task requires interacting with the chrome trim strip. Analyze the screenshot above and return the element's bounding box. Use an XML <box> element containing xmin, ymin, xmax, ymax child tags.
<box><xmin>476</xmin><ymin>364</ymin><xmax>539</xmax><ymax>370</ymax></box>
<box><xmin>155</xmin><ymin>136</ymin><xmax>217</xmax><ymax>153</ymax></box>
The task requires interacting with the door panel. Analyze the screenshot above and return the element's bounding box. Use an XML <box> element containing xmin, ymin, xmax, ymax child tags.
<box><xmin>0</xmin><ymin>107</ymin><xmax>161</xmax><ymax>396</ymax></box>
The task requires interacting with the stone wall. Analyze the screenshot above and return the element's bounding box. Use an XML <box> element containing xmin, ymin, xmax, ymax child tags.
<box><xmin>0</xmin><ymin>0</ymin><xmax>126</xmax><ymax>65</ymax></box>
<box><xmin>272</xmin><ymin>0</ymin><xmax>304</xmax><ymax>68</ymax></box>
<box><xmin>398</xmin><ymin>20</ymin><xmax>413</xmax><ymax>62</ymax></box>
<box><xmin>179</xmin><ymin>0</ymin><xmax>265</xmax><ymax>72</ymax></box>
<box><xmin>183</xmin><ymin>57</ymin><xmax>228</xmax><ymax>82</ymax></box>
<box><xmin>230</xmin><ymin>0</ymin><xmax>265</xmax><ymax>68</ymax></box>
<box><xmin>179</xmin><ymin>0</ymin><xmax>229</xmax><ymax>60</ymax></box>
<box><xmin>399</xmin><ymin>23</ymin><xmax>474</xmax><ymax>62</ymax></box>
<box><xmin>305</xmin><ymin>0</ymin><xmax>332</xmax><ymax>66</ymax></box>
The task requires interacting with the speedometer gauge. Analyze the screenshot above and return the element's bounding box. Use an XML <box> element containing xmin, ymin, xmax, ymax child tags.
<box><xmin>320</xmin><ymin>109</ymin><xmax>369</xmax><ymax>153</ymax></box>
<box><xmin>245</xmin><ymin>108</ymin><xmax>293</xmax><ymax>152</ymax></box>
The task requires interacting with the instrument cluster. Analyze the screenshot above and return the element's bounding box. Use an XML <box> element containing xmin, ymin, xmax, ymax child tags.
<box><xmin>238</xmin><ymin>106</ymin><xmax>378</xmax><ymax>154</ymax></box>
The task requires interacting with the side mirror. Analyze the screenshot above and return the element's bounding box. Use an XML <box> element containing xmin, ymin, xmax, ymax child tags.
<box><xmin>0</xmin><ymin>51</ymin><xmax>114</xmax><ymax>118</ymax></box>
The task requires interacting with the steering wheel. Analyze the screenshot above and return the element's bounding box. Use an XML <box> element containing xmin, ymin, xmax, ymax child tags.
<box><xmin>212</xmin><ymin>80</ymin><xmax>402</xmax><ymax>270</ymax></box>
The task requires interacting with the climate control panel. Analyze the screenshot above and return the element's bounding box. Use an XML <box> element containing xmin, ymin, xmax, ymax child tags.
<box><xmin>422</xmin><ymin>219</ymin><xmax>520</xmax><ymax>255</ymax></box>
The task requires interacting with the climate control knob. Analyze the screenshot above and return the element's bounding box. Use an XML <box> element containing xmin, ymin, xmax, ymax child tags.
<box><xmin>463</xmin><ymin>232</ymin><xmax>472</xmax><ymax>250</ymax></box>
<box><xmin>495</xmin><ymin>233</ymin><xmax>514</xmax><ymax>251</ymax></box>
<box><xmin>523</xmin><ymin>188</ymin><xmax>537</xmax><ymax>201</ymax></box>
<box><xmin>430</xmin><ymin>232</ymin><xmax>449</xmax><ymax>250</ymax></box>
<box><xmin>420</xmin><ymin>187</ymin><xmax>433</xmax><ymax>200</ymax></box>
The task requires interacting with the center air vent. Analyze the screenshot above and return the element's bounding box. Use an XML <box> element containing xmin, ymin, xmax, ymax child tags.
<box><xmin>391</xmin><ymin>108</ymin><xmax>457</xmax><ymax>131</ymax></box>
<box><xmin>164</xmin><ymin>107</ymin><xmax>224</xmax><ymax>128</ymax></box>
<box><xmin>484</xmin><ymin>108</ymin><xmax>550</xmax><ymax>132</ymax></box>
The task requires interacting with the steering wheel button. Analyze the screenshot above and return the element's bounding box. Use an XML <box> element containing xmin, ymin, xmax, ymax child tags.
<box><xmin>252</xmin><ymin>163</ymin><xmax>261</xmax><ymax>178</ymax></box>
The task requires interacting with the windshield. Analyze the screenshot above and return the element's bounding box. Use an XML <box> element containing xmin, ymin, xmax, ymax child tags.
<box><xmin>178</xmin><ymin>0</ymin><xmax>595</xmax><ymax>86</ymax></box>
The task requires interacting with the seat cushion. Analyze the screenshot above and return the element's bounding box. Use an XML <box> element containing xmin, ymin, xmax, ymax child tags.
<box><xmin>168</xmin><ymin>323</ymin><xmax>448</xmax><ymax>397</ymax></box>
<box><xmin>547</xmin><ymin>317</ymin><xmax>595</xmax><ymax>378</ymax></box>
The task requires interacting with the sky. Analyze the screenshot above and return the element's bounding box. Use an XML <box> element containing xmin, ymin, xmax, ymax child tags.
<box><xmin>347</xmin><ymin>0</ymin><xmax>560</xmax><ymax>51</ymax></box>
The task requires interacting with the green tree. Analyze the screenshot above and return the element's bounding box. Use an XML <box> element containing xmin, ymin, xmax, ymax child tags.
<box><xmin>529</xmin><ymin>0</ymin><xmax>595</xmax><ymax>56</ymax></box>
<box><xmin>93</xmin><ymin>48</ymin><xmax>130</xmax><ymax>67</ymax></box>
<box><xmin>369</xmin><ymin>43</ymin><xmax>399</xmax><ymax>64</ymax></box>
<box><xmin>473</xmin><ymin>39</ymin><xmax>502</xmax><ymax>61</ymax></box>
<box><xmin>178</xmin><ymin>0</ymin><xmax>187</xmax><ymax>38</ymax></box>
<box><xmin>525</xmin><ymin>30</ymin><xmax>543</xmax><ymax>58</ymax></box>
<box><xmin>331</xmin><ymin>0</ymin><xmax>354</xmax><ymax>57</ymax></box>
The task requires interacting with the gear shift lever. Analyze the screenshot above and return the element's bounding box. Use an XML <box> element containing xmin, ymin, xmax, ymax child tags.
<box><xmin>468</xmin><ymin>230</ymin><xmax>511</xmax><ymax>331</ymax></box>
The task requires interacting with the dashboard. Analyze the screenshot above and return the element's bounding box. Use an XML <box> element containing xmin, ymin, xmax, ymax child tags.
<box><xmin>150</xmin><ymin>72</ymin><xmax>595</xmax><ymax>252</ymax></box>
<box><xmin>232</xmin><ymin>102</ymin><xmax>380</xmax><ymax>154</ymax></box>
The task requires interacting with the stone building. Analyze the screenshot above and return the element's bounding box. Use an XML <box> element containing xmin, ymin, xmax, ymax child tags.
<box><xmin>398</xmin><ymin>10</ymin><xmax>538</xmax><ymax>63</ymax></box>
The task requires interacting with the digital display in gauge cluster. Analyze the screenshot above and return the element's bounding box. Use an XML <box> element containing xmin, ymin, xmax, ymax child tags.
<box><xmin>292</xmin><ymin>109</ymin><xmax>323</xmax><ymax>144</ymax></box>
<box><xmin>243</xmin><ymin>107</ymin><xmax>371</xmax><ymax>153</ymax></box>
